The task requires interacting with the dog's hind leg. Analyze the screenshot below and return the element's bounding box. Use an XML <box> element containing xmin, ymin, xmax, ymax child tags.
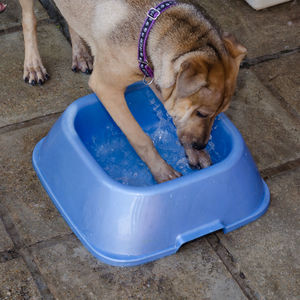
<box><xmin>69</xmin><ymin>26</ymin><xmax>93</xmax><ymax>74</ymax></box>
<box><xmin>19</xmin><ymin>0</ymin><xmax>49</xmax><ymax>85</ymax></box>
<box><xmin>89</xmin><ymin>65</ymin><xmax>181</xmax><ymax>183</ymax></box>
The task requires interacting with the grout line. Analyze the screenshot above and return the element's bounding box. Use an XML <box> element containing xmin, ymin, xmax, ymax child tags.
<box><xmin>0</xmin><ymin>24</ymin><xmax>23</xmax><ymax>36</ymax></box>
<box><xmin>0</xmin><ymin>207</ymin><xmax>55</xmax><ymax>299</ymax></box>
<box><xmin>0</xmin><ymin>208</ymin><xmax>24</xmax><ymax>250</ymax></box>
<box><xmin>256</xmin><ymin>80</ymin><xmax>300</xmax><ymax>121</ymax></box>
<box><xmin>0</xmin><ymin>18</ymin><xmax>55</xmax><ymax>36</ymax></box>
<box><xmin>27</xmin><ymin>232</ymin><xmax>75</xmax><ymax>251</ymax></box>
<box><xmin>0</xmin><ymin>249</ymin><xmax>19</xmax><ymax>263</ymax></box>
<box><xmin>261</xmin><ymin>158</ymin><xmax>300</xmax><ymax>180</ymax></box>
<box><xmin>241</xmin><ymin>47</ymin><xmax>300</xmax><ymax>68</ymax></box>
<box><xmin>0</xmin><ymin>111</ymin><xmax>63</xmax><ymax>135</ymax></box>
<box><xmin>19</xmin><ymin>247</ymin><xmax>55</xmax><ymax>300</ymax></box>
<box><xmin>206</xmin><ymin>234</ymin><xmax>259</xmax><ymax>300</ymax></box>
<box><xmin>0</xmin><ymin>232</ymin><xmax>74</xmax><ymax>264</ymax></box>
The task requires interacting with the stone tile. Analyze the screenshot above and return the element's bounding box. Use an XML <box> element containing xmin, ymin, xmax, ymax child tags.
<box><xmin>198</xmin><ymin>0</ymin><xmax>300</xmax><ymax>58</ymax></box>
<box><xmin>226</xmin><ymin>68</ymin><xmax>300</xmax><ymax>170</ymax></box>
<box><xmin>0</xmin><ymin>257</ymin><xmax>42</xmax><ymax>299</ymax></box>
<box><xmin>0</xmin><ymin>219</ymin><xmax>13</xmax><ymax>252</ymax></box>
<box><xmin>252</xmin><ymin>52</ymin><xmax>300</xmax><ymax>115</ymax></box>
<box><xmin>0</xmin><ymin>23</ymin><xmax>91</xmax><ymax>127</ymax></box>
<box><xmin>217</xmin><ymin>168</ymin><xmax>300</xmax><ymax>300</ymax></box>
<box><xmin>0</xmin><ymin>120</ymin><xmax>71</xmax><ymax>247</ymax></box>
<box><xmin>0</xmin><ymin>0</ymin><xmax>49</xmax><ymax>32</ymax></box>
<box><xmin>31</xmin><ymin>235</ymin><xmax>246</xmax><ymax>300</ymax></box>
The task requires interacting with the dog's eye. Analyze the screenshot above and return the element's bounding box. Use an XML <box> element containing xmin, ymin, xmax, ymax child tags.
<box><xmin>196</xmin><ymin>111</ymin><xmax>208</xmax><ymax>118</ymax></box>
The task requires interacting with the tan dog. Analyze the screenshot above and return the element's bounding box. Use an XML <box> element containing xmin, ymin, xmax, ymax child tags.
<box><xmin>19</xmin><ymin>0</ymin><xmax>246</xmax><ymax>183</ymax></box>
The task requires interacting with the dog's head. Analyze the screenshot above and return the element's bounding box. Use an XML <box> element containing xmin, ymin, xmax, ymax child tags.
<box><xmin>161</xmin><ymin>34</ymin><xmax>247</xmax><ymax>168</ymax></box>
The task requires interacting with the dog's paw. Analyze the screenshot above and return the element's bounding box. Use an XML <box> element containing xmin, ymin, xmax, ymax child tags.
<box><xmin>185</xmin><ymin>148</ymin><xmax>212</xmax><ymax>169</ymax></box>
<box><xmin>71</xmin><ymin>43</ymin><xmax>93</xmax><ymax>74</ymax></box>
<box><xmin>197</xmin><ymin>150</ymin><xmax>212</xmax><ymax>168</ymax></box>
<box><xmin>153</xmin><ymin>163</ymin><xmax>181</xmax><ymax>183</ymax></box>
<box><xmin>23</xmin><ymin>57</ymin><xmax>49</xmax><ymax>86</ymax></box>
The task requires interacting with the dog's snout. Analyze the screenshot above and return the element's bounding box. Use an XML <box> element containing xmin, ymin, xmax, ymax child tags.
<box><xmin>192</xmin><ymin>141</ymin><xmax>207</xmax><ymax>150</ymax></box>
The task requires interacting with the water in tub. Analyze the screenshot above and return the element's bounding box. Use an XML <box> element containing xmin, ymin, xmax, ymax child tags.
<box><xmin>86</xmin><ymin>90</ymin><xmax>221</xmax><ymax>186</ymax></box>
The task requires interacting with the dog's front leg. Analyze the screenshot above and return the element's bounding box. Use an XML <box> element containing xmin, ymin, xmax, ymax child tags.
<box><xmin>19</xmin><ymin>0</ymin><xmax>48</xmax><ymax>85</ymax></box>
<box><xmin>89</xmin><ymin>71</ymin><xmax>181</xmax><ymax>183</ymax></box>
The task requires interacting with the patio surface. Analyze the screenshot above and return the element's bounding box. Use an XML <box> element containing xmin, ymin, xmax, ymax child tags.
<box><xmin>0</xmin><ymin>0</ymin><xmax>299</xmax><ymax>299</ymax></box>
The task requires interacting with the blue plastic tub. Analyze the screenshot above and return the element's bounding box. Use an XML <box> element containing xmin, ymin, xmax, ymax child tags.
<box><xmin>32</xmin><ymin>82</ymin><xmax>270</xmax><ymax>266</ymax></box>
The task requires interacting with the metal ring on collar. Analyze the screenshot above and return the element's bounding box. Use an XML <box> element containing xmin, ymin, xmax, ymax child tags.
<box><xmin>143</xmin><ymin>76</ymin><xmax>154</xmax><ymax>85</ymax></box>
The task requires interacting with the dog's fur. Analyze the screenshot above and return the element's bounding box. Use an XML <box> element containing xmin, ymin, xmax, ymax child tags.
<box><xmin>19</xmin><ymin>0</ymin><xmax>246</xmax><ymax>183</ymax></box>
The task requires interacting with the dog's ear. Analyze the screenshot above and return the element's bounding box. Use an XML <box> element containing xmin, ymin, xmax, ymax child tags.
<box><xmin>176</xmin><ymin>58</ymin><xmax>208</xmax><ymax>98</ymax></box>
<box><xmin>220</xmin><ymin>33</ymin><xmax>247</xmax><ymax>112</ymax></box>
<box><xmin>223</xmin><ymin>33</ymin><xmax>247</xmax><ymax>65</ymax></box>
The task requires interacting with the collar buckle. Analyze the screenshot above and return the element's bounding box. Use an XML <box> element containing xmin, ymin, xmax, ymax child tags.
<box><xmin>147</xmin><ymin>8</ymin><xmax>161</xmax><ymax>20</ymax></box>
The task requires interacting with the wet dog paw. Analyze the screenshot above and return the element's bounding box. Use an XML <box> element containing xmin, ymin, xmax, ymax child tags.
<box><xmin>197</xmin><ymin>150</ymin><xmax>211</xmax><ymax>168</ymax></box>
<box><xmin>153</xmin><ymin>164</ymin><xmax>182</xmax><ymax>183</ymax></box>
<box><xmin>185</xmin><ymin>148</ymin><xmax>212</xmax><ymax>169</ymax></box>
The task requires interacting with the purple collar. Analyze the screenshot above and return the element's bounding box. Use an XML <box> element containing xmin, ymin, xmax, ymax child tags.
<box><xmin>138</xmin><ymin>1</ymin><xmax>177</xmax><ymax>84</ymax></box>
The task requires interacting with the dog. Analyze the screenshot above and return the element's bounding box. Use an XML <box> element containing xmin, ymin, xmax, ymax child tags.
<box><xmin>19</xmin><ymin>0</ymin><xmax>246</xmax><ymax>183</ymax></box>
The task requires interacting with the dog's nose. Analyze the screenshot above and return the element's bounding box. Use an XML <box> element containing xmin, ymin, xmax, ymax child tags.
<box><xmin>192</xmin><ymin>141</ymin><xmax>207</xmax><ymax>150</ymax></box>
